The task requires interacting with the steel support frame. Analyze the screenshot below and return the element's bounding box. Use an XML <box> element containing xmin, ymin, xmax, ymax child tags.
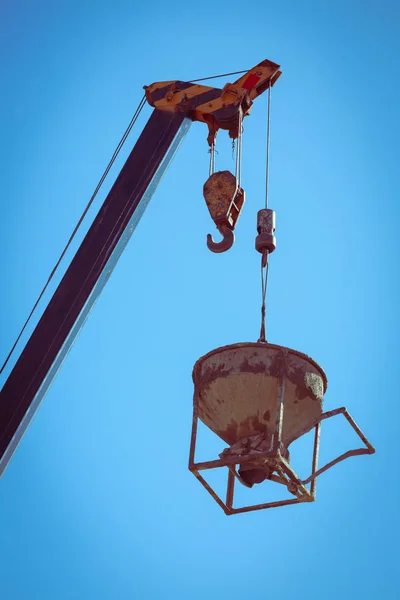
<box><xmin>189</xmin><ymin>373</ymin><xmax>375</xmax><ymax>515</ymax></box>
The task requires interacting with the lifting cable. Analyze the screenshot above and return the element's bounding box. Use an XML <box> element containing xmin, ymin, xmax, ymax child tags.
<box><xmin>189</xmin><ymin>69</ymin><xmax>248</xmax><ymax>83</ymax></box>
<box><xmin>258</xmin><ymin>82</ymin><xmax>272</xmax><ymax>343</ymax></box>
<box><xmin>265</xmin><ymin>83</ymin><xmax>272</xmax><ymax>210</ymax></box>
<box><xmin>0</xmin><ymin>95</ymin><xmax>146</xmax><ymax>375</ymax></box>
<box><xmin>236</xmin><ymin>107</ymin><xmax>243</xmax><ymax>187</ymax></box>
<box><xmin>1</xmin><ymin>69</ymin><xmax>251</xmax><ymax>374</ymax></box>
<box><xmin>209</xmin><ymin>141</ymin><xmax>215</xmax><ymax>177</ymax></box>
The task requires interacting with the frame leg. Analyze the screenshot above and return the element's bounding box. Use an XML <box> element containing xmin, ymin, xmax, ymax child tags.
<box><xmin>226</xmin><ymin>468</ymin><xmax>235</xmax><ymax>509</ymax></box>
<box><xmin>310</xmin><ymin>422</ymin><xmax>321</xmax><ymax>499</ymax></box>
<box><xmin>300</xmin><ymin>407</ymin><xmax>375</xmax><ymax>486</ymax></box>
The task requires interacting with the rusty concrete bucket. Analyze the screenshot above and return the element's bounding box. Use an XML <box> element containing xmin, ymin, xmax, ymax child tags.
<box><xmin>189</xmin><ymin>342</ymin><xmax>375</xmax><ymax>515</ymax></box>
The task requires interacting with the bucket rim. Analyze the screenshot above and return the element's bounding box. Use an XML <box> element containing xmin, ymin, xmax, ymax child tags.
<box><xmin>192</xmin><ymin>341</ymin><xmax>328</xmax><ymax>392</ymax></box>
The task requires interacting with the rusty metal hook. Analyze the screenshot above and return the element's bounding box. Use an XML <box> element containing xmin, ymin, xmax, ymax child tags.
<box><xmin>207</xmin><ymin>224</ymin><xmax>235</xmax><ymax>253</ymax></box>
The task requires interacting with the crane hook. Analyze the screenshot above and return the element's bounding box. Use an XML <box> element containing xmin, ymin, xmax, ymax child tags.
<box><xmin>207</xmin><ymin>223</ymin><xmax>235</xmax><ymax>253</ymax></box>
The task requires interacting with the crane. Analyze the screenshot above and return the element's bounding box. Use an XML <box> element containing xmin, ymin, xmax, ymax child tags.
<box><xmin>0</xmin><ymin>59</ymin><xmax>374</xmax><ymax>515</ymax></box>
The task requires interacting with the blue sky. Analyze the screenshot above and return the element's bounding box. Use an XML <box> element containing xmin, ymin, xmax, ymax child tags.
<box><xmin>0</xmin><ymin>1</ymin><xmax>399</xmax><ymax>598</ymax></box>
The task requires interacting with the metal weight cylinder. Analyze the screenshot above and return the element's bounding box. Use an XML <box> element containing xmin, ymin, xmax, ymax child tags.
<box><xmin>255</xmin><ymin>208</ymin><xmax>276</xmax><ymax>254</ymax></box>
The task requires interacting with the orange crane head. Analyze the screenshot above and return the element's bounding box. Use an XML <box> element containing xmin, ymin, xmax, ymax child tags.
<box><xmin>144</xmin><ymin>59</ymin><xmax>281</xmax><ymax>146</ymax></box>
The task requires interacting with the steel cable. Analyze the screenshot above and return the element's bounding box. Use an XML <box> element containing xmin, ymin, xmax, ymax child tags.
<box><xmin>265</xmin><ymin>82</ymin><xmax>271</xmax><ymax>209</ymax></box>
<box><xmin>258</xmin><ymin>261</ymin><xmax>269</xmax><ymax>343</ymax></box>
<box><xmin>258</xmin><ymin>81</ymin><xmax>273</xmax><ymax>342</ymax></box>
<box><xmin>1</xmin><ymin>95</ymin><xmax>146</xmax><ymax>374</ymax></box>
<box><xmin>189</xmin><ymin>69</ymin><xmax>248</xmax><ymax>83</ymax></box>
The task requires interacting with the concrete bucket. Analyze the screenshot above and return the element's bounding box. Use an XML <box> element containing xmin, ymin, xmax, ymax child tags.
<box><xmin>189</xmin><ymin>342</ymin><xmax>374</xmax><ymax>515</ymax></box>
<box><xmin>193</xmin><ymin>342</ymin><xmax>327</xmax><ymax>450</ymax></box>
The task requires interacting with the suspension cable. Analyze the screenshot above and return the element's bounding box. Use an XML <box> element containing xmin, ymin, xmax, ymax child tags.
<box><xmin>258</xmin><ymin>261</ymin><xmax>269</xmax><ymax>343</ymax></box>
<box><xmin>1</xmin><ymin>95</ymin><xmax>146</xmax><ymax>375</ymax></box>
<box><xmin>209</xmin><ymin>142</ymin><xmax>215</xmax><ymax>176</ymax></box>
<box><xmin>265</xmin><ymin>82</ymin><xmax>272</xmax><ymax>208</ymax></box>
<box><xmin>189</xmin><ymin>69</ymin><xmax>248</xmax><ymax>83</ymax></box>
<box><xmin>257</xmin><ymin>79</ymin><xmax>274</xmax><ymax>342</ymax></box>
<box><xmin>237</xmin><ymin>108</ymin><xmax>243</xmax><ymax>186</ymax></box>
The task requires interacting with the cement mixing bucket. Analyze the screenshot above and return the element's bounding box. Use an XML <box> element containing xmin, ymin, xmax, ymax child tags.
<box><xmin>189</xmin><ymin>342</ymin><xmax>374</xmax><ymax>514</ymax></box>
<box><xmin>192</xmin><ymin>342</ymin><xmax>327</xmax><ymax>450</ymax></box>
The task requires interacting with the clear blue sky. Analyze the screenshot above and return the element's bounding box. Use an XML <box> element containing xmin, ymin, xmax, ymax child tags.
<box><xmin>1</xmin><ymin>1</ymin><xmax>399</xmax><ymax>598</ymax></box>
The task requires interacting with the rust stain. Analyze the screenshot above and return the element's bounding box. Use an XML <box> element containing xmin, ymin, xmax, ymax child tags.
<box><xmin>263</xmin><ymin>409</ymin><xmax>271</xmax><ymax>421</ymax></box>
<box><xmin>193</xmin><ymin>342</ymin><xmax>328</xmax><ymax>390</ymax></box>
<box><xmin>194</xmin><ymin>342</ymin><xmax>328</xmax><ymax>447</ymax></box>
<box><xmin>222</xmin><ymin>419</ymin><xmax>240</xmax><ymax>445</ymax></box>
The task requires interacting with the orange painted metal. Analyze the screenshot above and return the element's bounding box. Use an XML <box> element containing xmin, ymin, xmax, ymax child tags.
<box><xmin>144</xmin><ymin>59</ymin><xmax>282</xmax><ymax>146</ymax></box>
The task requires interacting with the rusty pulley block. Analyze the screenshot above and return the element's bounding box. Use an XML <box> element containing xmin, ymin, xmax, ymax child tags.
<box><xmin>203</xmin><ymin>170</ymin><xmax>245</xmax><ymax>253</ymax></box>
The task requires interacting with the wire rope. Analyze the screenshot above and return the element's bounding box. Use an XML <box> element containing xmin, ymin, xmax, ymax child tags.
<box><xmin>265</xmin><ymin>82</ymin><xmax>272</xmax><ymax>209</ymax></box>
<box><xmin>189</xmin><ymin>69</ymin><xmax>248</xmax><ymax>83</ymax></box>
<box><xmin>258</xmin><ymin>261</ymin><xmax>269</xmax><ymax>343</ymax></box>
<box><xmin>0</xmin><ymin>95</ymin><xmax>146</xmax><ymax>374</ymax></box>
<box><xmin>258</xmin><ymin>81</ymin><xmax>273</xmax><ymax>342</ymax></box>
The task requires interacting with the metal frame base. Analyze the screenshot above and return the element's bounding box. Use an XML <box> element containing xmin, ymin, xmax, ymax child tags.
<box><xmin>189</xmin><ymin>403</ymin><xmax>375</xmax><ymax>515</ymax></box>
